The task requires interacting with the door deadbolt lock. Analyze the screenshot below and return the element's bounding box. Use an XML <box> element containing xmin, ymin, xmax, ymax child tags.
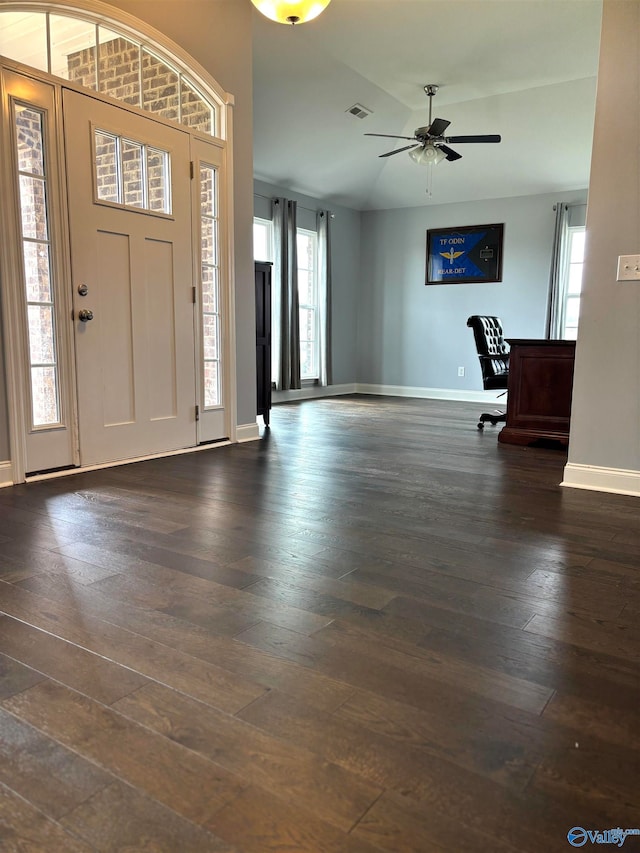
<box><xmin>78</xmin><ymin>309</ymin><xmax>94</xmax><ymax>322</ymax></box>
<box><xmin>77</xmin><ymin>284</ymin><xmax>88</xmax><ymax>296</ymax></box>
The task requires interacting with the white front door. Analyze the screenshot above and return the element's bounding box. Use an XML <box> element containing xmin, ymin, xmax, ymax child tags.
<box><xmin>63</xmin><ymin>90</ymin><xmax>197</xmax><ymax>466</ymax></box>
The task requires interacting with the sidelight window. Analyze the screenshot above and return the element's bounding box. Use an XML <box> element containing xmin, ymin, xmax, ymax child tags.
<box><xmin>14</xmin><ymin>103</ymin><xmax>60</xmax><ymax>427</ymax></box>
<box><xmin>200</xmin><ymin>164</ymin><xmax>221</xmax><ymax>408</ymax></box>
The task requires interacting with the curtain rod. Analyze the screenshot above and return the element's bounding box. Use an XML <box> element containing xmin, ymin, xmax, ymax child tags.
<box><xmin>554</xmin><ymin>201</ymin><xmax>587</xmax><ymax>210</ymax></box>
<box><xmin>254</xmin><ymin>192</ymin><xmax>335</xmax><ymax>218</ymax></box>
<box><xmin>257</xmin><ymin>191</ymin><xmax>582</xmax><ymax>217</ymax></box>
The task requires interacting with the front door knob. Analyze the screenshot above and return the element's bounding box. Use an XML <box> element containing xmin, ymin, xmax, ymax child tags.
<box><xmin>78</xmin><ymin>309</ymin><xmax>94</xmax><ymax>322</ymax></box>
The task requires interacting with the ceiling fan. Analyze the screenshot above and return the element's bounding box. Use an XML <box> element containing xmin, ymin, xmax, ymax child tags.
<box><xmin>365</xmin><ymin>84</ymin><xmax>501</xmax><ymax>165</ymax></box>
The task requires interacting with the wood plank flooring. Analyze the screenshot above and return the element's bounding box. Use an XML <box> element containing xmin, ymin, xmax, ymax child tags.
<box><xmin>1</xmin><ymin>395</ymin><xmax>640</xmax><ymax>851</ymax></box>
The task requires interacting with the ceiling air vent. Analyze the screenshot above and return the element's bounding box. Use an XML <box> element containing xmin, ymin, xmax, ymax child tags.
<box><xmin>346</xmin><ymin>103</ymin><xmax>372</xmax><ymax>120</ymax></box>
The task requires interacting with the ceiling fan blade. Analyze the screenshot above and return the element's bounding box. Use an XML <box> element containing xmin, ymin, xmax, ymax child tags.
<box><xmin>379</xmin><ymin>144</ymin><xmax>420</xmax><ymax>158</ymax></box>
<box><xmin>445</xmin><ymin>134</ymin><xmax>502</xmax><ymax>144</ymax></box>
<box><xmin>439</xmin><ymin>144</ymin><xmax>462</xmax><ymax>162</ymax></box>
<box><xmin>427</xmin><ymin>118</ymin><xmax>450</xmax><ymax>137</ymax></box>
<box><xmin>364</xmin><ymin>132</ymin><xmax>417</xmax><ymax>141</ymax></box>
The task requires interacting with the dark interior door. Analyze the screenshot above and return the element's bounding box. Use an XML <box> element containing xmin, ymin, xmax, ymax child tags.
<box><xmin>255</xmin><ymin>261</ymin><xmax>272</xmax><ymax>425</ymax></box>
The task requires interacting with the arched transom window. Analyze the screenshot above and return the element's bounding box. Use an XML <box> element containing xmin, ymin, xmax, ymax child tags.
<box><xmin>0</xmin><ymin>8</ymin><xmax>219</xmax><ymax>136</ymax></box>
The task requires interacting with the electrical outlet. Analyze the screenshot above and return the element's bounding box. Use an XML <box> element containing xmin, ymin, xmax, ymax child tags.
<box><xmin>458</xmin><ymin>366</ymin><xmax>465</xmax><ymax>377</ymax></box>
<box><xmin>617</xmin><ymin>255</ymin><xmax>640</xmax><ymax>281</ymax></box>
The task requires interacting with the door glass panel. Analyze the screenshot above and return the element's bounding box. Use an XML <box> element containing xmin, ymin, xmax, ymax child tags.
<box><xmin>147</xmin><ymin>148</ymin><xmax>171</xmax><ymax>213</ymax></box>
<box><xmin>98</xmin><ymin>28</ymin><xmax>141</xmax><ymax>107</ymax></box>
<box><xmin>23</xmin><ymin>242</ymin><xmax>52</xmax><ymax>302</ymax></box>
<box><xmin>142</xmin><ymin>51</ymin><xmax>179</xmax><ymax>121</ymax></box>
<box><xmin>204</xmin><ymin>362</ymin><xmax>219</xmax><ymax>408</ymax></box>
<box><xmin>94</xmin><ymin>131</ymin><xmax>120</xmax><ymax>203</ymax></box>
<box><xmin>14</xmin><ymin>103</ymin><xmax>60</xmax><ymax>428</ymax></box>
<box><xmin>201</xmin><ymin>166</ymin><xmax>217</xmax><ymax>217</ymax></box>
<box><xmin>0</xmin><ymin>10</ymin><xmax>219</xmax><ymax>138</ymax></box>
<box><xmin>201</xmin><ymin>219</ymin><xmax>218</xmax><ymax>265</ymax></box>
<box><xmin>121</xmin><ymin>139</ymin><xmax>144</xmax><ymax>208</ymax></box>
<box><xmin>181</xmin><ymin>79</ymin><xmax>213</xmax><ymax>135</ymax></box>
<box><xmin>203</xmin><ymin>314</ymin><xmax>219</xmax><ymax>360</ymax></box>
<box><xmin>31</xmin><ymin>367</ymin><xmax>59</xmax><ymax>426</ymax></box>
<box><xmin>93</xmin><ymin>129</ymin><xmax>171</xmax><ymax>214</ymax></box>
<box><xmin>15</xmin><ymin>107</ymin><xmax>45</xmax><ymax>175</ymax></box>
<box><xmin>200</xmin><ymin>164</ymin><xmax>220</xmax><ymax>408</ymax></box>
<box><xmin>27</xmin><ymin>305</ymin><xmax>56</xmax><ymax>363</ymax></box>
<box><xmin>201</xmin><ymin>266</ymin><xmax>219</xmax><ymax>314</ymax></box>
<box><xmin>50</xmin><ymin>15</ymin><xmax>97</xmax><ymax>86</ymax></box>
<box><xmin>0</xmin><ymin>12</ymin><xmax>47</xmax><ymax>72</ymax></box>
<box><xmin>19</xmin><ymin>176</ymin><xmax>49</xmax><ymax>240</ymax></box>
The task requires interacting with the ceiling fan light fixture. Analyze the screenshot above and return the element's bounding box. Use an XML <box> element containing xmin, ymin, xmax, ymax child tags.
<box><xmin>250</xmin><ymin>0</ymin><xmax>332</xmax><ymax>25</ymax></box>
<box><xmin>409</xmin><ymin>144</ymin><xmax>446</xmax><ymax>166</ymax></box>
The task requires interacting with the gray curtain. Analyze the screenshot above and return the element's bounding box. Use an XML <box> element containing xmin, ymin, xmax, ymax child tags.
<box><xmin>546</xmin><ymin>202</ymin><xmax>570</xmax><ymax>338</ymax></box>
<box><xmin>272</xmin><ymin>198</ymin><xmax>300</xmax><ymax>390</ymax></box>
<box><xmin>317</xmin><ymin>210</ymin><xmax>332</xmax><ymax>387</ymax></box>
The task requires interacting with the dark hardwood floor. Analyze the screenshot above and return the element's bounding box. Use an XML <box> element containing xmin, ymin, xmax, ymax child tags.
<box><xmin>1</xmin><ymin>395</ymin><xmax>639</xmax><ymax>852</ymax></box>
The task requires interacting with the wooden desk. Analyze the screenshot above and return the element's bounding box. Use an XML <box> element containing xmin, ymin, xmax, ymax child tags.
<box><xmin>498</xmin><ymin>339</ymin><xmax>576</xmax><ymax>447</ymax></box>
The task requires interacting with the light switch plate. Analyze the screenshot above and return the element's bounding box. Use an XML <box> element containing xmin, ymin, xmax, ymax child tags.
<box><xmin>617</xmin><ymin>255</ymin><xmax>640</xmax><ymax>281</ymax></box>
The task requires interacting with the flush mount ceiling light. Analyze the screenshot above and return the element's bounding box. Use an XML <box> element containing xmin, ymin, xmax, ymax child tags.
<box><xmin>250</xmin><ymin>0</ymin><xmax>332</xmax><ymax>25</ymax></box>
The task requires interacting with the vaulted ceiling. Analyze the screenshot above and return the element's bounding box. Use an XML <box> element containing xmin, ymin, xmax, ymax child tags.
<box><xmin>252</xmin><ymin>0</ymin><xmax>603</xmax><ymax>210</ymax></box>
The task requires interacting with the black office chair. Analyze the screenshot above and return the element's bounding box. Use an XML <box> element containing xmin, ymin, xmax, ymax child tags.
<box><xmin>466</xmin><ymin>315</ymin><xmax>509</xmax><ymax>429</ymax></box>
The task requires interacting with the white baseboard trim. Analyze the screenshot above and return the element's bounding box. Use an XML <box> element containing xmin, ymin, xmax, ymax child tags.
<box><xmin>0</xmin><ymin>462</ymin><xmax>13</xmax><ymax>488</ymax></box>
<box><xmin>273</xmin><ymin>383</ymin><xmax>357</xmax><ymax>404</ymax></box>
<box><xmin>355</xmin><ymin>383</ymin><xmax>505</xmax><ymax>404</ymax></box>
<box><xmin>273</xmin><ymin>383</ymin><xmax>501</xmax><ymax>405</ymax></box>
<box><xmin>236</xmin><ymin>422</ymin><xmax>260</xmax><ymax>442</ymax></box>
<box><xmin>562</xmin><ymin>463</ymin><xmax>640</xmax><ymax>498</ymax></box>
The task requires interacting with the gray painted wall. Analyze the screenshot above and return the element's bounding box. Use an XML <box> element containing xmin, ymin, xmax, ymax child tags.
<box><xmin>358</xmin><ymin>191</ymin><xmax>587</xmax><ymax>391</ymax></box>
<box><xmin>253</xmin><ymin>179</ymin><xmax>361</xmax><ymax>385</ymax></box>
<box><xmin>253</xmin><ymin>179</ymin><xmax>590</xmax><ymax>396</ymax></box>
<box><xmin>568</xmin><ymin>0</ymin><xmax>640</xmax><ymax>473</ymax></box>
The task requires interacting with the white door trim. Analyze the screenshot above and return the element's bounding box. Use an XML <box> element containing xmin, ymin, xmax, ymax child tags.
<box><xmin>0</xmin><ymin>69</ymin><xmax>30</xmax><ymax>481</ymax></box>
<box><xmin>0</xmin><ymin>69</ymin><xmax>79</xmax><ymax>480</ymax></box>
<box><xmin>221</xmin><ymin>103</ymin><xmax>238</xmax><ymax>443</ymax></box>
<box><xmin>0</xmin><ymin>45</ymin><xmax>238</xmax><ymax>481</ymax></box>
<box><xmin>191</xmin><ymin>134</ymin><xmax>235</xmax><ymax>444</ymax></box>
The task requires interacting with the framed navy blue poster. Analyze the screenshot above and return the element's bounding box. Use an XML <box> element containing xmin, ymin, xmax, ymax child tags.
<box><xmin>426</xmin><ymin>223</ymin><xmax>504</xmax><ymax>285</ymax></box>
